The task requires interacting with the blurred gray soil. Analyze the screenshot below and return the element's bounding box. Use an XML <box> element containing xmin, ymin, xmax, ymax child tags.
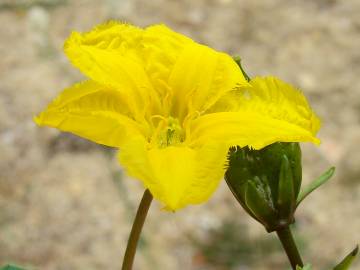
<box><xmin>0</xmin><ymin>0</ymin><xmax>360</xmax><ymax>269</ymax></box>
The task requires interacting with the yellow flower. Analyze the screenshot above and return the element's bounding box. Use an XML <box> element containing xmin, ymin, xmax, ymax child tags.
<box><xmin>35</xmin><ymin>22</ymin><xmax>320</xmax><ymax>210</ymax></box>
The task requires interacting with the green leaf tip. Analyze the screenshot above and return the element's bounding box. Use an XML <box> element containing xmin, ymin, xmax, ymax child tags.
<box><xmin>297</xmin><ymin>166</ymin><xmax>335</xmax><ymax>207</ymax></box>
<box><xmin>333</xmin><ymin>245</ymin><xmax>358</xmax><ymax>270</ymax></box>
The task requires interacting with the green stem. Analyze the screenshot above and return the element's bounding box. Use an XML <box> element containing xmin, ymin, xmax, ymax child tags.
<box><xmin>121</xmin><ymin>189</ymin><xmax>153</xmax><ymax>270</ymax></box>
<box><xmin>276</xmin><ymin>226</ymin><xmax>304</xmax><ymax>270</ymax></box>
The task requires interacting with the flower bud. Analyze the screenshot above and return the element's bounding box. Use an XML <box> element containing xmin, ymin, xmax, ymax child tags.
<box><xmin>225</xmin><ymin>142</ymin><xmax>302</xmax><ymax>232</ymax></box>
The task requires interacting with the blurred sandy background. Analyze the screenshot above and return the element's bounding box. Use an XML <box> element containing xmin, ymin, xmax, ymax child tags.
<box><xmin>0</xmin><ymin>0</ymin><xmax>360</xmax><ymax>269</ymax></box>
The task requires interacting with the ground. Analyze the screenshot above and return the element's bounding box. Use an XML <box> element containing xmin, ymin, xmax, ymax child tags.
<box><xmin>0</xmin><ymin>0</ymin><xmax>359</xmax><ymax>269</ymax></box>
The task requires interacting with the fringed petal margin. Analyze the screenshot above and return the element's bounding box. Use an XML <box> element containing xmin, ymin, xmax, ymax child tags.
<box><xmin>168</xmin><ymin>42</ymin><xmax>250</xmax><ymax>120</ymax></box>
<box><xmin>190</xmin><ymin>76</ymin><xmax>321</xmax><ymax>150</ymax></box>
<box><xmin>189</xmin><ymin>111</ymin><xmax>320</xmax><ymax>150</ymax></box>
<box><xmin>118</xmin><ymin>138</ymin><xmax>228</xmax><ymax>211</ymax></box>
<box><xmin>35</xmin><ymin>80</ymin><xmax>147</xmax><ymax>148</ymax></box>
<box><xmin>63</xmin><ymin>22</ymin><xmax>161</xmax><ymax>121</ymax></box>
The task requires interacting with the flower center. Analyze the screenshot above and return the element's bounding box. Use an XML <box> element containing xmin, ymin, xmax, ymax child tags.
<box><xmin>156</xmin><ymin>117</ymin><xmax>184</xmax><ymax>148</ymax></box>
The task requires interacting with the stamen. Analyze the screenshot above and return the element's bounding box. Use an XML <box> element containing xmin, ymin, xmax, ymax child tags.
<box><xmin>153</xmin><ymin>117</ymin><xmax>184</xmax><ymax>148</ymax></box>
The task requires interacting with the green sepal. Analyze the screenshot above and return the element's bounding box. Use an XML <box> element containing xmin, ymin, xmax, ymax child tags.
<box><xmin>225</xmin><ymin>147</ymin><xmax>261</xmax><ymax>223</ymax></box>
<box><xmin>296</xmin><ymin>264</ymin><xmax>312</xmax><ymax>270</ymax></box>
<box><xmin>277</xmin><ymin>155</ymin><xmax>295</xmax><ymax>221</ymax></box>
<box><xmin>0</xmin><ymin>265</ymin><xmax>26</xmax><ymax>270</ymax></box>
<box><xmin>245</xmin><ymin>180</ymin><xmax>278</xmax><ymax>232</ymax></box>
<box><xmin>260</xmin><ymin>142</ymin><xmax>302</xmax><ymax>203</ymax></box>
<box><xmin>225</xmin><ymin>176</ymin><xmax>262</xmax><ymax>223</ymax></box>
<box><xmin>287</xmin><ymin>143</ymin><xmax>302</xmax><ymax>197</ymax></box>
<box><xmin>297</xmin><ymin>167</ymin><xmax>335</xmax><ymax>207</ymax></box>
<box><xmin>333</xmin><ymin>246</ymin><xmax>358</xmax><ymax>270</ymax></box>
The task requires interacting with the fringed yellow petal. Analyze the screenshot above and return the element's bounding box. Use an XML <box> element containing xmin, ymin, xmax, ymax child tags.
<box><xmin>141</xmin><ymin>24</ymin><xmax>194</xmax><ymax>112</ymax></box>
<box><xmin>118</xmin><ymin>139</ymin><xmax>228</xmax><ymax>210</ymax></box>
<box><xmin>168</xmin><ymin>43</ymin><xmax>250</xmax><ymax>119</ymax></box>
<box><xmin>189</xmin><ymin>112</ymin><xmax>319</xmax><ymax>150</ymax></box>
<box><xmin>63</xmin><ymin>22</ymin><xmax>161</xmax><ymax>120</ymax></box>
<box><xmin>190</xmin><ymin>76</ymin><xmax>321</xmax><ymax>149</ymax></box>
<box><xmin>35</xmin><ymin>81</ymin><xmax>147</xmax><ymax>147</ymax></box>
<box><xmin>248</xmin><ymin>76</ymin><xmax>321</xmax><ymax>136</ymax></box>
<box><xmin>180</xmin><ymin>143</ymin><xmax>229</xmax><ymax>206</ymax></box>
<box><xmin>142</xmin><ymin>24</ymin><xmax>250</xmax><ymax>119</ymax></box>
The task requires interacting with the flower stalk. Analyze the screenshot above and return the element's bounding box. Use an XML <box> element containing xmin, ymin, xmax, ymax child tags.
<box><xmin>122</xmin><ymin>189</ymin><xmax>153</xmax><ymax>270</ymax></box>
<box><xmin>276</xmin><ymin>226</ymin><xmax>304</xmax><ymax>270</ymax></box>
